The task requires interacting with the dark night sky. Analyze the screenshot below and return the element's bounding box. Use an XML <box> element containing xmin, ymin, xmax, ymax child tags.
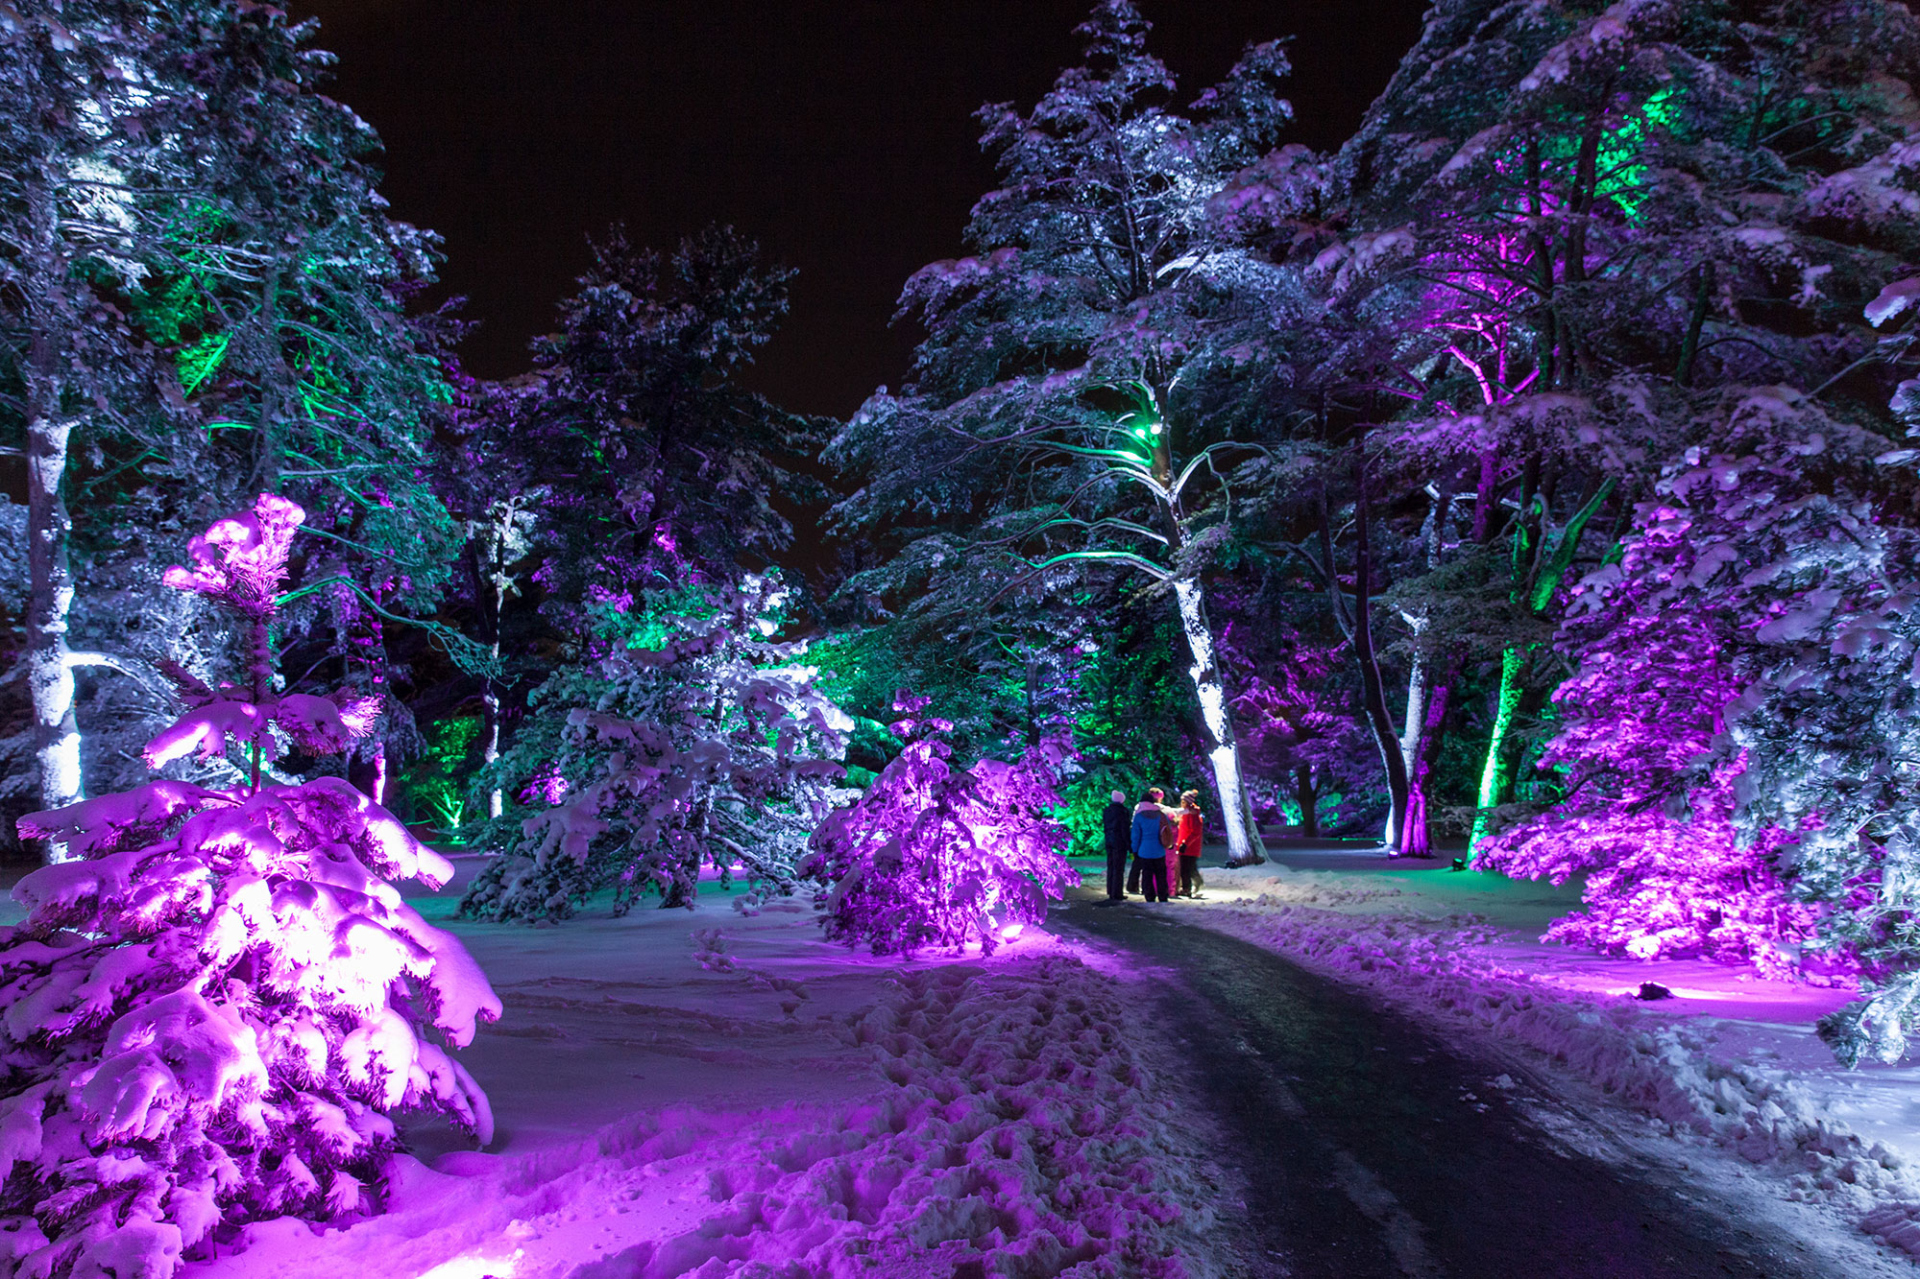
<box><xmin>286</xmin><ymin>1</ymin><xmax>1431</xmax><ymax>418</ymax></box>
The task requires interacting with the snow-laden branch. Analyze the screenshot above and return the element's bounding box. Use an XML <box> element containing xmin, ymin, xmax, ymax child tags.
<box><xmin>1029</xmin><ymin>548</ymin><xmax>1173</xmax><ymax>581</ymax></box>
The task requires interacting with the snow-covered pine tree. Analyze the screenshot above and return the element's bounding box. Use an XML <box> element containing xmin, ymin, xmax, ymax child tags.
<box><xmin>802</xmin><ymin>692</ymin><xmax>1076</xmax><ymax>957</ymax></box>
<box><xmin>0</xmin><ymin>495</ymin><xmax>500</xmax><ymax>1278</ymax></box>
<box><xmin>827</xmin><ymin>0</ymin><xmax>1295</xmax><ymax>867</ymax></box>
<box><xmin>517</xmin><ymin>225</ymin><xmax>826</xmax><ymax>625</ymax></box>
<box><xmin>459</xmin><ymin>577</ymin><xmax>852</xmax><ymax>921</ymax></box>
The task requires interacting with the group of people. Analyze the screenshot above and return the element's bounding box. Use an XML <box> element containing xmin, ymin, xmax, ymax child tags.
<box><xmin>1099</xmin><ymin>787</ymin><xmax>1205</xmax><ymax>904</ymax></box>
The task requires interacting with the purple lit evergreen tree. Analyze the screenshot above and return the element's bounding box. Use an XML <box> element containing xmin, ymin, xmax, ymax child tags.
<box><xmin>0</xmin><ymin>495</ymin><xmax>499</xmax><ymax>1278</ymax></box>
<box><xmin>803</xmin><ymin>693</ymin><xmax>1076</xmax><ymax>956</ymax></box>
<box><xmin>1474</xmin><ymin>468</ymin><xmax>1826</xmax><ymax>972</ymax></box>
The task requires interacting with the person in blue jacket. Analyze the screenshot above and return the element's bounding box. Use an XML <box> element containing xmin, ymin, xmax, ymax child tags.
<box><xmin>1129</xmin><ymin>787</ymin><xmax>1177</xmax><ymax>902</ymax></box>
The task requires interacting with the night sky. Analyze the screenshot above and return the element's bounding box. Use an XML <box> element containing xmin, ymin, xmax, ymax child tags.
<box><xmin>287</xmin><ymin>1</ymin><xmax>1431</xmax><ymax>418</ymax></box>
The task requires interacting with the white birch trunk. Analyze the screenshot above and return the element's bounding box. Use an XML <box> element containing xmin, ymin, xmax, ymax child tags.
<box><xmin>26</xmin><ymin>413</ymin><xmax>81</xmax><ymax>825</ymax></box>
<box><xmin>1392</xmin><ymin>611</ymin><xmax>1429</xmax><ymax>847</ymax></box>
<box><xmin>1385</xmin><ymin>653</ymin><xmax>1426</xmax><ymax>847</ymax></box>
<box><xmin>484</xmin><ymin>631</ymin><xmax>504</xmax><ymax>821</ymax></box>
<box><xmin>1172</xmin><ymin>577</ymin><xmax>1266</xmax><ymax>866</ymax></box>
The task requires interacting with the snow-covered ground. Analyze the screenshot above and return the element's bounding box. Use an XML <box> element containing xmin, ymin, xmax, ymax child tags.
<box><xmin>1166</xmin><ymin>846</ymin><xmax>1920</xmax><ymax>1267</ymax></box>
<box><xmin>171</xmin><ymin>859</ymin><xmax>1240</xmax><ymax>1279</ymax></box>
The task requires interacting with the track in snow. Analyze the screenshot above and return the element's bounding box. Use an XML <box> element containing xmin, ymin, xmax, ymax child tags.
<box><xmin>1060</xmin><ymin>894</ymin><xmax>1837</xmax><ymax>1279</ymax></box>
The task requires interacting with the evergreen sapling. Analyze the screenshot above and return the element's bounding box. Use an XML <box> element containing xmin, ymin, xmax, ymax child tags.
<box><xmin>803</xmin><ymin>693</ymin><xmax>1076</xmax><ymax>956</ymax></box>
<box><xmin>0</xmin><ymin>495</ymin><xmax>500</xmax><ymax>1278</ymax></box>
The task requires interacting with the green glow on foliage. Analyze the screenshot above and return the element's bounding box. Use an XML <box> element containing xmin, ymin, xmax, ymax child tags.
<box><xmin>408</xmin><ymin>715</ymin><xmax>482</xmax><ymax>842</ymax></box>
<box><xmin>296</xmin><ymin>345</ymin><xmax>358</xmax><ymax>421</ymax></box>
<box><xmin>177</xmin><ymin>332</ymin><xmax>230</xmax><ymax>396</ymax></box>
<box><xmin>1595</xmin><ymin>85</ymin><xmax>1681</xmax><ymax>224</ymax></box>
<box><xmin>621</xmin><ymin>584</ymin><xmax>721</xmax><ymax>651</ymax></box>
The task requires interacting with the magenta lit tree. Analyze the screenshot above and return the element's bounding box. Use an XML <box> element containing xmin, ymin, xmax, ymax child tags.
<box><xmin>1479</xmin><ymin>396</ymin><xmax>1903</xmax><ymax>996</ymax></box>
<box><xmin>803</xmin><ymin>693</ymin><xmax>1077</xmax><ymax>956</ymax></box>
<box><xmin>0</xmin><ymin>496</ymin><xmax>500</xmax><ymax>1279</ymax></box>
<box><xmin>1475</xmin><ymin>605</ymin><xmax>1820</xmax><ymax>974</ymax></box>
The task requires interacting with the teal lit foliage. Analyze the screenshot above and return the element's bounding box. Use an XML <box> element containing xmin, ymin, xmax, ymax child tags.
<box><xmin>1592</xmin><ymin>84</ymin><xmax>1682</xmax><ymax>224</ymax></box>
<box><xmin>400</xmin><ymin>715</ymin><xmax>482</xmax><ymax>842</ymax></box>
<box><xmin>1056</xmin><ymin>609</ymin><xmax>1196</xmax><ymax>856</ymax></box>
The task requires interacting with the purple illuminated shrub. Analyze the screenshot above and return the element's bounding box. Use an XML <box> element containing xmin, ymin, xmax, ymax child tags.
<box><xmin>1475</xmin><ymin>626</ymin><xmax>1821</xmax><ymax>973</ymax></box>
<box><xmin>0</xmin><ymin>497</ymin><xmax>500</xmax><ymax>1278</ymax></box>
<box><xmin>803</xmin><ymin>693</ymin><xmax>1077</xmax><ymax>956</ymax></box>
<box><xmin>1479</xmin><ymin>405</ymin><xmax>1900</xmax><ymax>983</ymax></box>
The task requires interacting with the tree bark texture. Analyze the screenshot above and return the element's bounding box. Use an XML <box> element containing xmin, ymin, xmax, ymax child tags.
<box><xmin>24</xmin><ymin>167</ymin><xmax>83</xmax><ymax>840</ymax></box>
<box><xmin>1172</xmin><ymin>577</ymin><xmax>1267</xmax><ymax>866</ymax></box>
<box><xmin>1348</xmin><ymin>474</ymin><xmax>1412</xmax><ymax>853</ymax></box>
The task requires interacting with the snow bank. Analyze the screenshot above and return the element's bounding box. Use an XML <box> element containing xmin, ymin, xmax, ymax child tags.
<box><xmin>1187</xmin><ymin>861</ymin><xmax>1920</xmax><ymax>1262</ymax></box>
<box><xmin>186</xmin><ymin>886</ymin><xmax>1226</xmax><ymax>1278</ymax></box>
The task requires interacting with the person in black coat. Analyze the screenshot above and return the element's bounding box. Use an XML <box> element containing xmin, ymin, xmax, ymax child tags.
<box><xmin>1101</xmin><ymin>789</ymin><xmax>1132</xmax><ymax>902</ymax></box>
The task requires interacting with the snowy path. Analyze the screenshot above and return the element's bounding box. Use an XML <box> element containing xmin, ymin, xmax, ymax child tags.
<box><xmin>1060</xmin><ymin>892</ymin><xmax>1864</xmax><ymax>1278</ymax></box>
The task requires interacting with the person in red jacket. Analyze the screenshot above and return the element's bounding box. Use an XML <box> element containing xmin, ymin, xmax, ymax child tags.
<box><xmin>1174</xmin><ymin>790</ymin><xmax>1205</xmax><ymax>899</ymax></box>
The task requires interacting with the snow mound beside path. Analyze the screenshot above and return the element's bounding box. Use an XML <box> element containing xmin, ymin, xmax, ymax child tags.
<box><xmin>191</xmin><ymin>952</ymin><xmax>1225</xmax><ymax>1279</ymax></box>
<box><xmin>1195</xmin><ymin>867</ymin><xmax>1920</xmax><ymax>1261</ymax></box>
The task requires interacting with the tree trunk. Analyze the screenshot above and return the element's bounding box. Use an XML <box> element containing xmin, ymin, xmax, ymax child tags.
<box><xmin>23</xmin><ymin>169</ymin><xmax>83</xmax><ymax>843</ymax></box>
<box><xmin>1348</xmin><ymin>473</ymin><xmax>1412</xmax><ymax>853</ymax></box>
<box><xmin>1142</xmin><ymin>421</ymin><xmax>1265</xmax><ymax>867</ymax></box>
<box><xmin>1391</xmin><ymin>490</ymin><xmax>1449</xmax><ymax>856</ymax></box>
<box><xmin>25</xmin><ymin>411</ymin><xmax>80</xmax><ymax>822</ymax></box>
<box><xmin>1171</xmin><ymin>576</ymin><xmax>1267</xmax><ymax>866</ymax></box>
<box><xmin>1294</xmin><ymin>765</ymin><xmax>1319</xmax><ymax>839</ymax></box>
<box><xmin>1470</xmin><ymin>646</ymin><xmax>1527</xmax><ymax>854</ymax></box>
<box><xmin>483</xmin><ymin>683</ymin><xmax>504</xmax><ymax>820</ymax></box>
<box><xmin>1676</xmin><ymin>263</ymin><xmax>1713</xmax><ymax>387</ymax></box>
<box><xmin>485</xmin><ymin>576</ymin><xmax>507</xmax><ymax>820</ymax></box>
<box><xmin>1395</xmin><ymin>646</ymin><xmax>1429</xmax><ymax>851</ymax></box>
<box><xmin>1400</xmin><ymin>664</ymin><xmax>1457</xmax><ymax>860</ymax></box>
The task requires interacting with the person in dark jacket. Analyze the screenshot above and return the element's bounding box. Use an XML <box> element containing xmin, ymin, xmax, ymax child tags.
<box><xmin>1100</xmin><ymin>790</ymin><xmax>1132</xmax><ymax>902</ymax></box>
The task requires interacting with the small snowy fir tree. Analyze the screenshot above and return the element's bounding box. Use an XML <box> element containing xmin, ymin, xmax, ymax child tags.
<box><xmin>460</xmin><ymin>577</ymin><xmax>852</xmax><ymax>921</ymax></box>
<box><xmin>802</xmin><ymin>693</ymin><xmax>1077</xmax><ymax>956</ymax></box>
<box><xmin>0</xmin><ymin>495</ymin><xmax>500</xmax><ymax>1278</ymax></box>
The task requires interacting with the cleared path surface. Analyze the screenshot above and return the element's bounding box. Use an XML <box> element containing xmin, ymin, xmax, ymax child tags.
<box><xmin>1061</xmin><ymin>897</ymin><xmax>1840</xmax><ymax>1279</ymax></box>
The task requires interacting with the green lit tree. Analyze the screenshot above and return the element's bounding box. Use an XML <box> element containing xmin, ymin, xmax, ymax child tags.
<box><xmin>829</xmin><ymin>2</ymin><xmax>1296</xmax><ymax>865</ymax></box>
<box><xmin>0</xmin><ymin>3</ymin><xmax>472</xmax><ymax>845</ymax></box>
